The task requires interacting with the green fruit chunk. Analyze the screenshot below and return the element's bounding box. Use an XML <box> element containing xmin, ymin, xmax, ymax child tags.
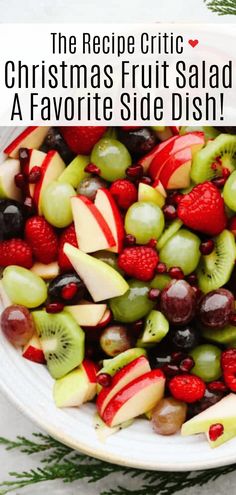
<box><xmin>93</xmin><ymin>413</ymin><xmax>133</xmax><ymax>441</ymax></box>
<box><xmin>159</xmin><ymin>229</ymin><xmax>201</xmax><ymax>275</ymax></box>
<box><xmin>41</xmin><ymin>181</ymin><xmax>74</xmax><ymax>228</ymax></box>
<box><xmin>138</xmin><ymin>310</ymin><xmax>169</xmax><ymax>347</ymax></box>
<box><xmin>2</xmin><ymin>266</ymin><xmax>47</xmax><ymax>308</ymax></box>
<box><xmin>202</xmin><ymin>324</ymin><xmax>236</xmax><ymax>346</ymax></box>
<box><xmin>125</xmin><ymin>202</ymin><xmax>165</xmax><ymax>244</ymax></box>
<box><xmin>53</xmin><ymin>367</ymin><xmax>88</xmax><ymax>407</ymax></box>
<box><xmin>138</xmin><ymin>183</ymin><xmax>165</xmax><ymax>208</ymax></box>
<box><xmin>191</xmin><ymin>134</ymin><xmax>236</xmax><ymax>184</ymax></box>
<box><xmin>110</xmin><ymin>279</ymin><xmax>155</xmax><ymax>323</ymax></box>
<box><xmin>58</xmin><ymin>155</ymin><xmax>90</xmax><ymax>188</ymax></box>
<box><xmin>180</xmin><ymin>126</ymin><xmax>219</xmax><ymax>140</ymax></box>
<box><xmin>190</xmin><ymin>344</ymin><xmax>222</xmax><ymax>382</ymax></box>
<box><xmin>150</xmin><ymin>274</ymin><xmax>171</xmax><ymax>291</ymax></box>
<box><xmin>197</xmin><ymin>230</ymin><xmax>236</xmax><ymax>293</ymax></box>
<box><xmin>223</xmin><ymin>170</ymin><xmax>236</xmax><ymax>211</ymax></box>
<box><xmin>0</xmin><ymin>158</ymin><xmax>21</xmax><ymax>201</ymax></box>
<box><xmin>93</xmin><ymin>250</ymin><xmax>123</xmax><ymax>274</ymax></box>
<box><xmin>99</xmin><ymin>348</ymin><xmax>146</xmax><ymax>376</ymax></box>
<box><xmin>91</xmin><ymin>138</ymin><xmax>131</xmax><ymax>182</ymax></box>
<box><xmin>157</xmin><ymin>219</ymin><xmax>183</xmax><ymax>250</ymax></box>
<box><xmin>33</xmin><ymin>310</ymin><xmax>84</xmax><ymax>379</ymax></box>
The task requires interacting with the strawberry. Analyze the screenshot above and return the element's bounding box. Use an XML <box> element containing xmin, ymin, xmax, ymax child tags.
<box><xmin>0</xmin><ymin>239</ymin><xmax>33</xmax><ymax>268</ymax></box>
<box><xmin>118</xmin><ymin>246</ymin><xmax>158</xmax><ymax>282</ymax></box>
<box><xmin>221</xmin><ymin>349</ymin><xmax>236</xmax><ymax>392</ymax></box>
<box><xmin>59</xmin><ymin>126</ymin><xmax>107</xmax><ymax>154</ymax></box>
<box><xmin>25</xmin><ymin>216</ymin><xmax>58</xmax><ymax>264</ymax></box>
<box><xmin>58</xmin><ymin>223</ymin><xmax>78</xmax><ymax>271</ymax></box>
<box><xmin>169</xmin><ymin>374</ymin><xmax>206</xmax><ymax>403</ymax></box>
<box><xmin>110</xmin><ymin>179</ymin><xmax>138</xmax><ymax>210</ymax></box>
<box><xmin>177</xmin><ymin>182</ymin><xmax>227</xmax><ymax>236</ymax></box>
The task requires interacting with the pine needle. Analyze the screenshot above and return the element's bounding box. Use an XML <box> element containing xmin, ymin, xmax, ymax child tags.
<box><xmin>205</xmin><ymin>0</ymin><xmax>236</xmax><ymax>15</ymax></box>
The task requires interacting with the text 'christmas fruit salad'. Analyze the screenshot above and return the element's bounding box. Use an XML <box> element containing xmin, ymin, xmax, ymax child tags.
<box><xmin>1</xmin><ymin>124</ymin><xmax>236</xmax><ymax>447</ymax></box>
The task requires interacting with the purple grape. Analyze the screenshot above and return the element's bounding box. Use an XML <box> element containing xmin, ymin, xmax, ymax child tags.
<box><xmin>41</xmin><ymin>127</ymin><xmax>75</xmax><ymax>164</ymax></box>
<box><xmin>118</xmin><ymin>128</ymin><xmax>156</xmax><ymax>156</ymax></box>
<box><xmin>160</xmin><ymin>280</ymin><xmax>196</xmax><ymax>325</ymax></box>
<box><xmin>198</xmin><ymin>289</ymin><xmax>234</xmax><ymax>329</ymax></box>
<box><xmin>169</xmin><ymin>325</ymin><xmax>200</xmax><ymax>351</ymax></box>
<box><xmin>0</xmin><ymin>200</ymin><xmax>24</xmax><ymax>240</ymax></box>
<box><xmin>187</xmin><ymin>389</ymin><xmax>224</xmax><ymax>418</ymax></box>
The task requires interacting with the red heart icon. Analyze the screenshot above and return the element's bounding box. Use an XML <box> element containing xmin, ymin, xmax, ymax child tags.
<box><xmin>188</xmin><ymin>39</ymin><xmax>199</xmax><ymax>48</ymax></box>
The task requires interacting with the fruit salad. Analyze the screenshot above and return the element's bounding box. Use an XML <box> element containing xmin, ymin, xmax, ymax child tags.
<box><xmin>1</xmin><ymin>124</ymin><xmax>236</xmax><ymax>447</ymax></box>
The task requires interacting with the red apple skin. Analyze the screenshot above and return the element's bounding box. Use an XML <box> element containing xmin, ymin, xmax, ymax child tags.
<box><xmin>148</xmin><ymin>132</ymin><xmax>204</xmax><ymax>181</ymax></box>
<box><xmin>83</xmin><ymin>309</ymin><xmax>112</xmax><ymax>333</ymax></box>
<box><xmin>170</xmin><ymin>126</ymin><xmax>180</xmax><ymax>135</ymax></box>
<box><xmin>76</xmin><ymin>195</ymin><xmax>116</xmax><ymax>248</ymax></box>
<box><xmin>22</xmin><ymin>337</ymin><xmax>46</xmax><ymax>364</ymax></box>
<box><xmin>102</xmin><ymin>369</ymin><xmax>165</xmax><ymax>427</ymax></box>
<box><xmin>158</xmin><ymin>148</ymin><xmax>192</xmax><ymax>189</ymax></box>
<box><xmin>81</xmin><ymin>359</ymin><xmax>98</xmax><ymax>383</ymax></box>
<box><xmin>95</xmin><ymin>188</ymin><xmax>124</xmax><ymax>253</ymax></box>
<box><xmin>97</xmin><ymin>355</ymin><xmax>150</xmax><ymax>416</ymax></box>
<box><xmin>229</xmin><ymin>217</ymin><xmax>236</xmax><ymax>237</ymax></box>
<box><xmin>4</xmin><ymin>127</ymin><xmax>49</xmax><ymax>158</ymax></box>
<box><xmin>33</xmin><ymin>150</ymin><xmax>55</xmax><ymax>208</ymax></box>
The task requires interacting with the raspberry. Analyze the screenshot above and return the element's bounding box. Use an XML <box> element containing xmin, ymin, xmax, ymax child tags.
<box><xmin>0</xmin><ymin>239</ymin><xmax>33</xmax><ymax>268</ymax></box>
<box><xmin>177</xmin><ymin>182</ymin><xmax>227</xmax><ymax>236</ymax></box>
<box><xmin>59</xmin><ymin>126</ymin><xmax>107</xmax><ymax>154</ymax></box>
<box><xmin>169</xmin><ymin>374</ymin><xmax>206</xmax><ymax>403</ymax></box>
<box><xmin>25</xmin><ymin>216</ymin><xmax>58</xmax><ymax>264</ymax></box>
<box><xmin>118</xmin><ymin>246</ymin><xmax>159</xmax><ymax>282</ymax></box>
<box><xmin>110</xmin><ymin>180</ymin><xmax>137</xmax><ymax>210</ymax></box>
<box><xmin>221</xmin><ymin>349</ymin><xmax>236</xmax><ymax>392</ymax></box>
<box><xmin>58</xmin><ymin>224</ymin><xmax>78</xmax><ymax>271</ymax></box>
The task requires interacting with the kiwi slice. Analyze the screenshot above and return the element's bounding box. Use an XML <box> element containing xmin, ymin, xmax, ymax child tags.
<box><xmin>202</xmin><ymin>324</ymin><xmax>236</xmax><ymax>346</ymax></box>
<box><xmin>197</xmin><ymin>230</ymin><xmax>236</xmax><ymax>293</ymax></box>
<box><xmin>191</xmin><ymin>134</ymin><xmax>236</xmax><ymax>184</ymax></box>
<box><xmin>137</xmin><ymin>310</ymin><xmax>169</xmax><ymax>348</ymax></box>
<box><xmin>33</xmin><ymin>310</ymin><xmax>85</xmax><ymax>379</ymax></box>
<box><xmin>99</xmin><ymin>348</ymin><xmax>146</xmax><ymax>377</ymax></box>
<box><xmin>157</xmin><ymin>219</ymin><xmax>183</xmax><ymax>250</ymax></box>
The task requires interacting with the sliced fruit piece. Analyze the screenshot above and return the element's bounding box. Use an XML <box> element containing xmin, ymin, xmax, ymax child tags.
<box><xmin>81</xmin><ymin>359</ymin><xmax>98</xmax><ymax>401</ymax></box>
<box><xmin>201</xmin><ymin>324</ymin><xmax>236</xmax><ymax>346</ymax></box>
<box><xmin>153</xmin><ymin>179</ymin><xmax>167</xmax><ymax>197</ymax></box>
<box><xmin>191</xmin><ymin>134</ymin><xmax>236</xmax><ymax>184</ymax></box>
<box><xmin>33</xmin><ymin>151</ymin><xmax>65</xmax><ymax>215</ymax></box>
<box><xmin>138</xmin><ymin>182</ymin><xmax>165</xmax><ymax>207</ymax></box>
<box><xmin>65</xmin><ymin>302</ymin><xmax>107</xmax><ymax>327</ymax></box>
<box><xmin>58</xmin><ymin>154</ymin><xmax>90</xmax><ymax>188</ymax></box>
<box><xmin>53</xmin><ymin>367</ymin><xmax>88</xmax><ymax>407</ymax></box>
<box><xmin>31</xmin><ymin>262</ymin><xmax>60</xmax><ymax>280</ymax></box>
<box><xmin>197</xmin><ymin>230</ymin><xmax>236</xmax><ymax>293</ymax></box>
<box><xmin>4</xmin><ymin>127</ymin><xmax>49</xmax><ymax>158</ymax></box>
<box><xmin>93</xmin><ymin>413</ymin><xmax>133</xmax><ymax>442</ymax></box>
<box><xmin>64</xmin><ymin>243</ymin><xmax>128</xmax><ymax>302</ymax></box>
<box><xmin>158</xmin><ymin>148</ymin><xmax>193</xmax><ymax>189</ymax></box>
<box><xmin>157</xmin><ymin>219</ymin><xmax>183</xmax><ymax>250</ymax></box>
<box><xmin>22</xmin><ymin>333</ymin><xmax>46</xmax><ymax>364</ymax></box>
<box><xmin>0</xmin><ymin>158</ymin><xmax>21</xmax><ymax>201</ymax></box>
<box><xmin>97</xmin><ymin>355</ymin><xmax>150</xmax><ymax>416</ymax></box>
<box><xmin>180</xmin><ymin>126</ymin><xmax>220</xmax><ymax>140</ymax></box>
<box><xmin>94</xmin><ymin>308</ymin><xmax>112</xmax><ymax>329</ymax></box>
<box><xmin>206</xmin><ymin>425</ymin><xmax>236</xmax><ymax>448</ymax></box>
<box><xmin>33</xmin><ymin>310</ymin><xmax>85</xmax><ymax>379</ymax></box>
<box><xmin>137</xmin><ymin>310</ymin><xmax>169</xmax><ymax>347</ymax></box>
<box><xmin>159</xmin><ymin>229</ymin><xmax>201</xmax><ymax>276</ymax></box>
<box><xmin>99</xmin><ymin>348</ymin><xmax>147</xmax><ymax>377</ymax></box>
<box><xmin>27</xmin><ymin>149</ymin><xmax>47</xmax><ymax>197</ymax></box>
<box><xmin>102</xmin><ymin>369</ymin><xmax>165</xmax><ymax>427</ymax></box>
<box><xmin>94</xmin><ymin>188</ymin><xmax>124</xmax><ymax>253</ymax></box>
<box><xmin>71</xmin><ymin>195</ymin><xmax>115</xmax><ymax>253</ymax></box>
<box><xmin>0</xmin><ymin>280</ymin><xmax>12</xmax><ymax>309</ymax></box>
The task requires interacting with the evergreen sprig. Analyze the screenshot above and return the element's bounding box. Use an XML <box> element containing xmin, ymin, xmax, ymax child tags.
<box><xmin>205</xmin><ymin>0</ymin><xmax>236</xmax><ymax>15</ymax></box>
<box><xmin>0</xmin><ymin>434</ymin><xmax>236</xmax><ymax>495</ymax></box>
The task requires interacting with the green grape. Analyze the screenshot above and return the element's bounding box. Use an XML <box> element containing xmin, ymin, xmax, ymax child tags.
<box><xmin>190</xmin><ymin>344</ymin><xmax>222</xmax><ymax>382</ymax></box>
<box><xmin>150</xmin><ymin>274</ymin><xmax>171</xmax><ymax>291</ymax></box>
<box><xmin>93</xmin><ymin>251</ymin><xmax>123</xmax><ymax>274</ymax></box>
<box><xmin>223</xmin><ymin>171</ymin><xmax>236</xmax><ymax>212</ymax></box>
<box><xmin>2</xmin><ymin>266</ymin><xmax>47</xmax><ymax>308</ymax></box>
<box><xmin>110</xmin><ymin>279</ymin><xmax>155</xmax><ymax>323</ymax></box>
<box><xmin>91</xmin><ymin>138</ymin><xmax>131</xmax><ymax>181</ymax></box>
<box><xmin>125</xmin><ymin>202</ymin><xmax>165</xmax><ymax>244</ymax></box>
<box><xmin>41</xmin><ymin>181</ymin><xmax>74</xmax><ymax>228</ymax></box>
<box><xmin>180</xmin><ymin>126</ymin><xmax>219</xmax><ymax>140</ymax></box>
<box><xmin>159</xmin><ymin>229</ymin><xmax>201</xmax><ymax>275</ymax></box>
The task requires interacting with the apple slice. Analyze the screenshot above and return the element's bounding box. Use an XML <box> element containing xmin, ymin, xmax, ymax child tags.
<box><xmin>0</xmin><ymin>280</ymin><xmax>12</xmax><ymax>309</ymax></box>
<box><xmin>27</xmin><ymin>149</ymin><xmax>47</xmax><ymax>197</ymax></box>
<box><xmin>63</xmin><ymin>243</ymin><xmax>129</xmax><ymax>302</ymax></box>
<box><xmin>33</xmin><ymin>151</ymin><xmax>65</xmax><ymax>214</ymax></box>
<box><xmin>153</xmin><ymin>179</ymin><xmax>167</xmax><ymax>197</ymax></box>
<box><xmin>65</xmin><ymin>302</ymin><xmax>107</xmax><ymax>326</ymax></box>
<box><xmin>138</xmin><ymin>182</ymin><xmax>165</xmax><ymax>208</ymax></box>
<box><xmin>148</xmin><ymin>132</ymin><xmax>205</xmax><ymax>181</ymax></box>
<box><xmin>4</xmin><ymin>127</ymin><xmax>49</xmax><ymax>159</ymax></box>
<box><xmin>97</xmin><ymin>355</ymin><xmax>151</xmax><ymax>416</ymax></box>
<box><xmin>81</xmin><ymin>359</ymin><xmax>98</xmax><ymax>401</ymax></box>
<box><xmin>22</xmin><ymin>334</ymin><xmax>46</xmax><ymax>364</ymax></box>
<box><xmin>94</xmin><ymin>188</ymin><xmax>124</xmax><ymax>253</ymax></box>
<box><xmin>71</xmin><ymin>195</ymin><xmax>115</xmax><ymax>253</ymax></box>
<box><xmin>95</xmin><ymin>308</ymin><xmax>112</xmax><ymax>328</ymax></box>
<box><xmin>102</xmin><ymin>369</ymin><xmax>165</xmax><ymax>427</ymax></box>
<box><xmin>159</xmin><ymin>148</ymin><xmax>193</xmax><ymax>189</ymax></box>
<box><xmin>53</xmin><ymin>360</ymin><xmax>98</xmax><ymax>407</ymax></box>
<box><xmin>31</xmin><ymin>262</ymin><xmax>60</xmax><ymax>280</ymax></box>
<box><xmin>0</xmin><ymin>158</ymin><xmax>21</xmax><ymax>201</ymax></box>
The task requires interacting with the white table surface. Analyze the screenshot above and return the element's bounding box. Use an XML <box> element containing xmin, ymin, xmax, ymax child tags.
<box><xmin>0</xmin><ymin>0</ymin><xmax>236</xmax><ymax>493</ymax></box>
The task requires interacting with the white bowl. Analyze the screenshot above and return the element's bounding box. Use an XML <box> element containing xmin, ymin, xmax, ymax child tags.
<box><xmin>1</xmin><ymin>126</ymin><xmax>236</xmax><ymax>471</ymax></box>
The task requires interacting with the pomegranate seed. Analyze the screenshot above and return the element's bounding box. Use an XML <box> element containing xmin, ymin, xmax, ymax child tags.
<box><xmin>61</xmin><ymin>282</ymin><xmax>78</xmax><ymax>301</ymax></box>
<box><xmin>162</xmin><ymin>363</ymin><xmax>179</xmax><ymax>377</ymax></box>
<box><xmin>148</xmin><ymin>288</ymin><xmax>160</xmax><ymax>301</ymax></box>
<box><xmin>222</xmin><ymin>168</ymin><xmax>231</xmax><ymax>179</ymax></box>
<box><xmin>200</xmin><ymin>239</ymin><xmax>215</xmax><ymax>255</ymax></box>
<box><xmin>208</xmin><ymin>381</ymin><xmax>228</xmax><ymax>393</ymax></box>
<box><xmin>97</xmin><ymin>373</ymin><xmax>112</xmax><ymax>388</ymax></box>
<box><xmin>137</xmin><ymin>176</ymin><xmax>152</xmax><ymax>186</ymax></box>
<box><xmin>19</xmin><ymin>147</ymin><xmax>30</xmax><ymax>169</ymax></box>
<box><xmin>124</xmin><ymin>234</ymin><xmax>136</xmax><ymax>246</ymax></box>
<box><xmin>229</xmin><ymin>313</ymin><xmax>236</xmax><ymax>326</ymax></box>
<box><xmin>23</xmin><ymin>196</ymin><xmax>36</xmax><ymax>216</ymax></box>
<box><xmin>126</xmin><ymin>164</ymin><xmax>143</xmax><ymax>179</ymax></box>
<box><xmin>147</xmin><ymin>239</ymin><xmax>157</xmax><ymax>249</ymax></box>
<box><xmin>156</xmin><ymin>262</ymin><xmax>167</xmax><ymax>274</ymax></box>
<box><xmin>163</xmin><ymin>204</ymin><xmax>177</xmax><ymax>220</ymax></box>
<box><xmin>28</xmin><ymin>166</ymin><xmax>42</xmax><ymax>184</ymax></box>
<box><xmin>131</xmin><ymin>319</ymin><xmax>144</xmax><ymax>335</ymax></box>
<box><xmin>208</xmin><ymin>423</ymin><xmax>224</xmax><ymax>442</ymax></box>
<box><xmin>15</xmin><ymin>173</ymin><xmax>26</xmax><ymax>190</ymax></box>
<box><xmin>212</xmin><ymin>177</ymin><xmax>227</xmax><ymax>188</ymax></box>
<box><xmin>168</xmin><ymin>192</ymin><xmax>183</xmax><ymax>206</ymax></box>
<box><xmin>171</xmin><ymin>351</ymin><xmax>186</xmax><ymax>364</ymax></box>
<box><xmin>84</xmin><ymin>163</ymin><xmax>100</xmax><ymax>175</ymax></box>
<box><xmin>174</xmin><ymin>193</ymin><xmax>183</xmax><ymax>205</ymax></box>
<box><xmin>179</xmin><ymin>357</ymin><xmax>194</xmax><ymax>373</ymax></box>
<box><xmin>168</xmin><ymin>267</ymin><xmax>184</xmax><ymax>279</ymax></box>
<box><xmin>46</xmin><ymin>302</ymin><xmax>64</xmax><ymax>313</ymax></box>
<box><xmin>187</xmin><ymin>274</ymin><xmax>198</xmax><ymax>286</ymax></box>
